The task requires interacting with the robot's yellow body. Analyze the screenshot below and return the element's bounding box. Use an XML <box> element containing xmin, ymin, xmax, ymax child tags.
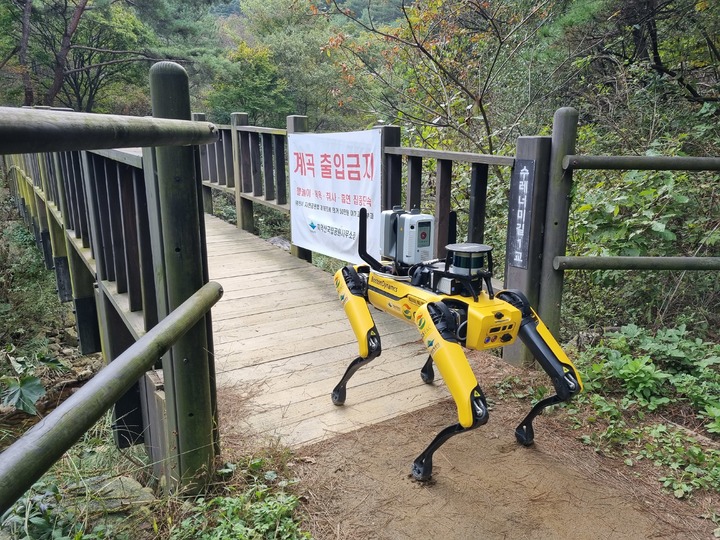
<box><xmin>331</xmin><ymin>209</ymin><xmax>583</xmax><ymax>481</ymax></box>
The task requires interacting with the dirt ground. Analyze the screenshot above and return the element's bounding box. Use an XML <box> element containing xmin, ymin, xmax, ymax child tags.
<box><xmin>285</xmin><ymin>355</ymin><xmax>718</xmax><ymax>540</ymax></box>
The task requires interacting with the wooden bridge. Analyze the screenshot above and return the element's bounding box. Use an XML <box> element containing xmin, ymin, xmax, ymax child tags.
<box><xmin>204</xmin><ymin>214</ymin><xmax>451</xmax><ymax>448</ymax></box>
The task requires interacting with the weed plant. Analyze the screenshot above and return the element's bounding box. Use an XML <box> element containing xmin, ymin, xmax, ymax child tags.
<box><xmin>570</xmin><ymin>325</ymin><xmax>720</xmax><ymax>500</ymax></box>
<box><xmin>166</xmin><ymin>456</ymin><xmax>310</xmax><ymax>539</ymax></box>
<box><xmin>2</xmin><ymin>414</ymin><xmax>312</xmax><ymax>539</ymax></box>
<box><xmin>1</xmin><ymin>183</ymin><xmax>71</xmax><ymax>416</ymax></box>
<box><xmin>1</xmin><ymin>413</ymin><xmax>152</xmax><ymax>539</ymax></box>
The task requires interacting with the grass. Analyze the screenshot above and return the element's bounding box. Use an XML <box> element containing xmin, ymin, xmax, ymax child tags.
<box><xmin>2</xmin><ymin>413</ymin><xmax>312</xmax><ymax>539</ymax></box>
<box><xmin>534</xmin><ymin>324</ymin><xmax>720</xmax><ymax>505</ymax></box>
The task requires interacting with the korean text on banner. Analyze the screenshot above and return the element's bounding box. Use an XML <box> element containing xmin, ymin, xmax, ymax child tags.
<box><xmin>288</xmin><ymin>129</ymin><xmax>382</xmax><ymax>263</ymax></box>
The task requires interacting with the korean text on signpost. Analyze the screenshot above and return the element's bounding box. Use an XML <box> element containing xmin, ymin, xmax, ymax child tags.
<box><xmin>288</xmin><ymin>129</ymin><xmax>382</xmax><ymax>263</ymax></box>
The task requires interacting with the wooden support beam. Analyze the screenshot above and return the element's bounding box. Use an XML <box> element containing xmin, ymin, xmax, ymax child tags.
<box><xmin>0</xmin><ymin>106</ymin><xmax>217</xmax><ymax>154</ymax></box>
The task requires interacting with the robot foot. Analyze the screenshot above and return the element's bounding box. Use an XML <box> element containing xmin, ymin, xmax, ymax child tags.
<box><xmin>420</xmin><ymin>355</ymin><xmax>434</xmax><ymax>384</ymax></box>
<box><xmin>411</xmin><ymin>390</ymin><xmax>489</xmax><ymax>481</ymax></box>
<box><xmin>411</xmin><ymin>423</ymin><xmax>465</xmax><ymax>481</ymax></box>
<box><xmin>331</xmin><ymin>385</ymin><xmax>347</xmax><ymax>406</ymax></box>
<box><xmin>331</xmin><ymin>353</ymin><xmax>377</xmax><ymax>406</ymax></box>
<box><xmin>514</xmin><ymin>394</ymin><xmax>563</xmax><ymax>446</ymax></box>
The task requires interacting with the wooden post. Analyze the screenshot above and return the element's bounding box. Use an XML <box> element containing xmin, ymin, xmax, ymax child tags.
<box><xmin>467</xmin><ymin>163</ymin><xmax>489</xmax><ymax>244</ymax></box>
<box><xmin>231</xmin><ymin>112</ymin><xmax>255</xmax><ymax>232</ymax></box>
<box><xmin>149</xmin><ymin>61</ymin><xmax>215</xmax><ymax>493</ymax></box>
<box><xmin>287</xmin><ymin>115</ymin><xmax>312</xmax><ymax>263</ymax></box>
<box><xmin>503</xmin><ymin>136</ymin><xmax>552</xmax><ymax>366</ymax></box>
<box><xmin>435</xmin><ymin>159</ymin><xmax>452</xmax><ymax>259</ymax></box>
<box><xmin>538</xmin><ymin>108</ymin><xmax>578</xmax><ymax>335</ymax></box>
<box><xmin>192</xmin><ymin>112</ymin><xmax>213</xmax><ymax>215</ymax></box>
<box><xmin>406</xmin><ymin>156</ymin><xmax>422</xmax><ymax>210</ymax></box>
<box><xmin>379</xmin><ymin>125</ymin><xmax>402</xmax><ymax>210</ymax></box>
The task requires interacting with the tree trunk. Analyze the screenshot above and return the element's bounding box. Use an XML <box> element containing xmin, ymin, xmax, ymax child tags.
<box><xmin>19</xmin><ymin>0</ymin><xmax>34</xmax><ymax>106</ymax></box>
<box><xmin>43</xmin><ymin>0</ymin><xmax>89</xmax><ymax>107</ymax></box>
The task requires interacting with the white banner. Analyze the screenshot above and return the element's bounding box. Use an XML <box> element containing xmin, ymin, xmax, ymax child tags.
<box><xmin>288</xmin><ymin>129</ymin><xmax>382</xmax><ymax>263</ymax></box>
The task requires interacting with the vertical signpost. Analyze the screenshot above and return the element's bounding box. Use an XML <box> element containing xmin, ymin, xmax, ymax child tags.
<box><xmin>504</xmin><ymin>136</ymin><xmax>552</xmax><ymax>366</ymax></box>
<box><xmin>287</xmin><ymin>129</ymin><xmax>382</xmax><ymax>263</ymax></box>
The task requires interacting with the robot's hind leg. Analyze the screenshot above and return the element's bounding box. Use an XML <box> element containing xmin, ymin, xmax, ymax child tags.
<box><xmin>332</xmin><ymin>266</ymin><xmax>382</xmax><ymax>405</ymax></box>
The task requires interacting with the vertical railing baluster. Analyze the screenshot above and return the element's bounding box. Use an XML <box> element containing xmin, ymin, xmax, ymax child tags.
<box><xmin>468</xmin><ymin>163</ymin><xmax>489</xmax><ymax>244</ymax></box>
<box><xmin>215</xmin><ymin>135</ymin><xmax>226</xmax><ymax>186</ymax></box>
<box><xmin>380</xmin><ymin>125</ymin><xmax>402</xmax><ymax>210</ymax></box>
<box><xmin>222</xmin><ymin>128</ymin><xmax>234</xmax><ymax>188</ymax></box>
<box><xmin>407</xmin><ymin>155</ymin><xmax>422</xmax><ymax>210</ymax></box>
<box><xmin>274</xmin><ymin>134</ymin><xmax>287</xmax><ymax>205</ymax></box>
<box><xmin>250</xmin><ymin>132</ymin><xmax>262</xmax><ymax>196</ymax></box>
<box><xmin>108</xmin><ymin>162</ymin><xmax>128</xmax><ymax>293</ymax></box>
<box><xmin>435</xmin><ymin>159</ymin><xmax>452</xmax><ymax>258</ymax></box>
<box><xmin>118</xmin><ymin>164</ymin><xmax>142</xmax><ymax>311</ymax></box>
<box><xmin>262</xmin><ymin>133</ymin><xmax>275</xmax><ymax>200</ymax></box>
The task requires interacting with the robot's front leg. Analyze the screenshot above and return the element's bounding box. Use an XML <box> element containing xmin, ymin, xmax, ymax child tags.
<box><xmin>497</xmin><ymin>290</ymin><xmax>583</xmax><ymax>446</ymax></box>
<box><xmin>332</xmin><ymin>266</ymin><xmax>381</xmax><ymax>406</ymax></box>
<box><xmin>412</xmin><ymin>302</ymin><xmax>489</xmax><ymax>481</ymax></box>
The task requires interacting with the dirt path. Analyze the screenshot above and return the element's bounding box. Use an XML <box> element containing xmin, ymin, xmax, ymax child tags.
<box><xmin>284</xmin><ymin>355</ymin><xmax>716</xmax><ymax>539</ymax></box>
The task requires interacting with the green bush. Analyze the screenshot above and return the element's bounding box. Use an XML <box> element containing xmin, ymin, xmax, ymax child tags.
<box><xmin>575</xmin><ymin>324</ymin><xmax>720</xmax><ymax>498</ymax></box>
<box><xmin>169</xmin><ymin>457</ymin><xmax>310</xmax><ymax>540</ymax></box>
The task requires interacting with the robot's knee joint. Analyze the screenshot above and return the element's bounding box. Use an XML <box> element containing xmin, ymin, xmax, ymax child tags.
<box><xmin>470</xmin><ymin>387</ymin><xmax>489</xmax><ymax>428</ymax></box>
<box><xmin>364</xmin><ymin>331</ymin><xmax>382</xmax><ymax>361</ymax></box>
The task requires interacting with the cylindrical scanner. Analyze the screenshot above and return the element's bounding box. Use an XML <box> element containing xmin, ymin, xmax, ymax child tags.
<box><xmin>416</xmin><ymin>304</ymin><xmax>478</xmax><ymax>428</ymax></box>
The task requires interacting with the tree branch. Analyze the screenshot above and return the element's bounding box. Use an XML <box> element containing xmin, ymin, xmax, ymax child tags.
<box><xmin>63</xmin><ymin>56</ymin><xmax>159</xmax><ymax>75</ymax></box>
<box><xmin>69</xmin><ymin>45</ymin><xmax>154</xmax><ymax>56</ymax></box>
<box><xmin>0</xmin><ymin>46</ymin><xmax>19</xmax><ymax>71</ymax></box>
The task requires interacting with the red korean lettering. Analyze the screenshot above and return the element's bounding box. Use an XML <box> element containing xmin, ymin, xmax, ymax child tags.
<box><xmin>293</xmin><ymin>152</ymin><xmax>306</xmax><ymax>175</ymax></box>
<box><xmin>320</xmin><ymin>153</ymin><xmax>332</xmax><ymax>179</ymax></box>
<box><xmin>305</xmin><ymin>153</ymin><xmax>316</xmax><ymax>176</ymax></box>
<box><xmin>346</xmin><ymin>153</ymin><xmax>361</xmax><ymax>180</ymax></box>
<box><xmin>362</xmin><ymin>153</ymin><xmax>374</xmax><ymax>179</ymax></box>
<box><xmin>333</xmin><ymin>154</ymin><xmax>345</xmax><ymax>180</ymax></box>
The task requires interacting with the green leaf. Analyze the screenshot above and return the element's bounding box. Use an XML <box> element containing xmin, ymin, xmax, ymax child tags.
<box><xmin>1</xmin><ymin>376</ymin><xmax>46</xmax><ymax>415</ymax></box>
<box><xmin>651</xmin><ymin>221</ymin><xmax>666</xmax><ymax>232</ymax></box>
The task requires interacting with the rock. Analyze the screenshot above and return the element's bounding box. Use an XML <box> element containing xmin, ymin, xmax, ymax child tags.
<box><xmin>65</xmin><ymin>475</ymin><xmax>155</xmax><ymax>515</ymax></box>
<box><xmin>268</xmin><ymin>236</ymin><xmax>291</xmax><ymax>251</ymax></box>
<box><xmin>62</xmin><ymin>327</ymin><xmax>79</xmax><ymax>348</ymax></box>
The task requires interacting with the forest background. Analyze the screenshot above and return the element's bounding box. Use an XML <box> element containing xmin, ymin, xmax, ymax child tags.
<box><xmin>4</xmin><ymin>0</ymin><xmax>717</xmax><ymax>339</ymax></box>
<box><xmin>0</xmin><ymin>1</ymin><xmax>719</xmax><ymax>536</ymax></box>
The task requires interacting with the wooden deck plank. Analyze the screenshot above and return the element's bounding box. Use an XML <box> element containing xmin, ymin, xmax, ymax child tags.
<box><xmin>205</xmin><ymin>214</ymin><xmax>453</xmax><ymax>449</ymax></box>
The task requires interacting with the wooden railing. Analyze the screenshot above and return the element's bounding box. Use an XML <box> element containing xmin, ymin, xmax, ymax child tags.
<box><xmin>193</xmin><ymin>108</ymin><xmax>719</xmax><ymax>363</ymax></box>
<box><xmin>0</xmin><ymin>62</ymin><xmax>220</xmax><ymax>502</ymax></box>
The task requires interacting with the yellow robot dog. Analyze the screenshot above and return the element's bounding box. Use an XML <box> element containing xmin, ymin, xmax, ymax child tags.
<box><xmin>332</xmin><ymin>207</ymin><xmax>583</xmax><ymax>481</ymax></box>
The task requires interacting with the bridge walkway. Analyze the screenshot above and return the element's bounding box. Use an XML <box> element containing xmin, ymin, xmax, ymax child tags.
<box><xmin>205</xmin><ymin>214</ymin><xmax>456</xmax><ymax>448</ymax></box>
